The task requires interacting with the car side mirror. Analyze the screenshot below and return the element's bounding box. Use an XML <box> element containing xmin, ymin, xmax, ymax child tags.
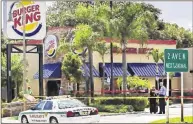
<box><xmin>31</xmin><ymin>107</ymin><xmax>36</xmax><ymax>110</ymax></box>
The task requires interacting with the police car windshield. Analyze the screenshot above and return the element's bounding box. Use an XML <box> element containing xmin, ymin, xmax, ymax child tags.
<box><xmin>58</xmin><ymin>99</ymin><xmax>86</xmax><ymax>109</ymax></box>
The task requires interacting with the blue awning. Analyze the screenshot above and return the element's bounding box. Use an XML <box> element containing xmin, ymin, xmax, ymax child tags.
<box><xmin>33</xmin><ymin>62</ymin><xmax>61</xmax><ymax>79</ymax></box>
<box><xmin>99</xmin><ymin>63</ymin><xmax>130</xmax><ymax>77</ymax></box>
<box><xmin>128</xmin><ymin>63</ymin><xmax>180</xmax><ymax>77</ymax></box>
<box><xmin>81</xmin><ymin>63</ymin><xmax>99</xmax><ymax>77</ymax></box>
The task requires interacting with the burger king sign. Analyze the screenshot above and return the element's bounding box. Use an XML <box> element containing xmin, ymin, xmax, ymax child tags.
<box><xmin>5</xmin><ymin>0</ymin><xmax>46</xmax><ymax>39</ymax></box>
<box><xmin>44</xmin><ymin>35</ymin><xmax>58</xmax><ymax>58</ymax></box>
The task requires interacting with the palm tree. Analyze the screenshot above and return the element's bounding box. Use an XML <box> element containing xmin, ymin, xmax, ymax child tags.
<box><xmin>147</xmin><ymin>48</ymin><xmax>164</xmax><ymax>89</ymax></box>
<box><xmin>56</xmin><ymin>3</ymin><xmax>110</xmax><ymax>97</ymax></box>
<box><xmin>110</xmin><ymin>2</ymin><xmax>157</xmax><ymax>96</ymax></box>
<box><xmin>73</xmin><ymin>24</ymin><xmax>100</xmax><ymax>97</ymax></box>
<box><xmin>74</xmin><ymin>3</ymin><xmax>112</xmax><ymax>97</ymax></box>
<box><xmin>94</xmin><ymin>40</ymin><xmax>110</xmax><ymax>96</ymax></box>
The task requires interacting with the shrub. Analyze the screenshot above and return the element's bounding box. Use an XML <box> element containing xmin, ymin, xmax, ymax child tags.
<box><xmin>117</xmin><ymin>76</ymin><xmax>151</xmax><ymax>90</ymax></box>
<box><xmin>169</xmin><ymin>100</ymin><xmax>173</xmax><ymax>105</ymax></box>
<box><xmin>18</xmin><ymin>91</ymin><xmax>24</xmax><ymax>98</ymax></box>
<box><xmin>146</xmin><ymin>99</ymin><xmax>173</xmax><ymax>108</ymax></box>
<box><xmin>1</xmin><ymin>99</ymin><xmax>6</xmax><ymax>103</ymax></box>
<box><xmin>124</xmin><ymin>98</ymin><xmax>148</xmax><ymax>111</ymax></box>
<box><xmin>90</xmin><ymin>104</ymin><xmax>134</xmax><ymax>113</ymax></box>
<box><xmin>1</xmin><ymin>103</ymin><xmax>7</xmax><ymax>108</ymax></box>
<box><xmin>2</xmin><ymin>108</ymin><xmax>11</xmax><ymax>117</ymax></box>
<box><xmin>93</xmin><ymin>97</ymin><xmax>148</xmax><ymax>111</ymax></box>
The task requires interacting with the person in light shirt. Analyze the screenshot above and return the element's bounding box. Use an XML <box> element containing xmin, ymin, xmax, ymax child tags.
<box><xmin>26</xmin><ymin>86</ymin><xmax>33</xmax><ymax>95</ymax></box>
<box><xmin>59</xmin><ymin>87</ymin><xmax>65</xmax><ymax>96</ymax></box>
<box><xmin>157</xmin><ymin>82</ymin><xmax>166</xmax><ymax>114</ymax></box>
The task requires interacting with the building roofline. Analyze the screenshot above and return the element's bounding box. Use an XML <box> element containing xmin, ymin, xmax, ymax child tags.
<box><xmin>15</xmin><ymin>26</ymin><xmax>176</xmax><ymax>45</ymax></box>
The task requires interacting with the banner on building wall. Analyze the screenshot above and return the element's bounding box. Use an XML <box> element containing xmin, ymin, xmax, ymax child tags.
<box><xmin>44</xmin><ymin>34</ymin><xmax>58</xmax><ymax>58</ymax></box>
<box><xmin>4</xmin><ymin>0</ymin><xmax>46</xmax><ymax>39</ymax></box>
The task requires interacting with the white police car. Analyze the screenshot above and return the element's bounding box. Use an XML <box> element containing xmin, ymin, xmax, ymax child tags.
<box><xmin>18</xmin><ymin>96</ymin><xmax>100</xmax><ymax>123</ymax></box>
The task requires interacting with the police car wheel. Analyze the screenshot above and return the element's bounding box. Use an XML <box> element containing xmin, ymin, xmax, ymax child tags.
<box><xmin>21</xmin><ymin>115</ymin><xmax>28</xmax><ymax>123</ymax></box>
<box><xmin>50</xmin><ymin>117</ymin><xmax>58</xmax><ymax>123</ymax></box>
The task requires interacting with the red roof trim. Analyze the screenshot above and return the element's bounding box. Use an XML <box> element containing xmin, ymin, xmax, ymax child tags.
<box><xmin>15</xmin><ymin>26</ymin><xmax>176</xmax><ymax>45</ymax></box>
<box><xmin>104</xmin><ymin>38</ymin><xmax>176</xmax><ymax>45</ymax></box>
<box><xmin>128</xmin><ymin>39</ymin><xmax>176</xmax><ymax>45</ymax></box>
<box><xmin>16</xmin><ymin>38</ymin><xmax>176</xmax><ymax>45</ymax></box>
<box><xmin>48</xmin><ymin>26</ymin><xmax>74</xmax><ymax>31</ymax></box>
<box><xmin>16</xmin><ymin>40</ymin><xmax>42</xmax><ymax>45</ymax></box>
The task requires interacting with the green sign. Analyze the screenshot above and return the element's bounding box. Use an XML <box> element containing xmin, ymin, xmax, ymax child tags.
<box><xmin>164</xmin><ymin>49</ymin><xmax>188</xmax><ymax>72</ymax></box>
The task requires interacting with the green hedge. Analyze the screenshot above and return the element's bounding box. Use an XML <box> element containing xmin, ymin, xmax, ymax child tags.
<box><xmin>90</xmin><ymin>104</ymin><xmax>134</xmax><ymax>113</ymax></box>
<box><xmin>93</xmin><ymin>97</ymin><xmax>148</xmax><ymax>111</ymax></box>
<box><xmin>146</xmin><ymin>99</ymin><xmax>173</xmax><ymax>108</ymax></box>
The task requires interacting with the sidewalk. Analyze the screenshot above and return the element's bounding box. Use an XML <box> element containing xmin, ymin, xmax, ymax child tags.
<box><xmin>1</xmin><ymin>118</ymin><xmax>19</xmax><ymax>123</ymax></box>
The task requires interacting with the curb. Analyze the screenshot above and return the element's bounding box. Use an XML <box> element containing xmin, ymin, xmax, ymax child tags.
<box><xmin>100</xmin><ymin>111</ymin><xmax>148</xmax><ymax>116</ymax></box>
<box><xmin>1</xmin><ymin>117</ymin><xmax>19</xmax><ymax>123</ymax></box>
<box><xmin>2</xmin><ymin>117</ymin><xmax>15</xmax><ymax>120</ymax></box>
<box><xmin>2</xmin><ymin>117</ymin><xmax>11</xmax><ymax>120</ymax></box>
<box><xmin>100</xmin><ymin>113</ymin><xmax>128</xmax><ymax>116</ymax></box>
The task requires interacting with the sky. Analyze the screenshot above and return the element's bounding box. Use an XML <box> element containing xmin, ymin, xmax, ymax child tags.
<box><xmin>146</xmin><ymin>1</ymin><xmax>192</xmax><ymax>30</ymax></box>
<box><xmin>1</xmin><ymin>1</ymin><xmax>193</xmax><ymax>31</ymax></box>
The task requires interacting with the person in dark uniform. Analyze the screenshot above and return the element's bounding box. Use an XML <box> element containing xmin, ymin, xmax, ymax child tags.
<box><xmin>157</xmin><ymin>82</ymin><xmax>166</xmax><ymax>114</ymax></box>
<box><xmin>149</xmin><ymin>86</ymin><xmax>157</xmax><ymax>114</ymax></box>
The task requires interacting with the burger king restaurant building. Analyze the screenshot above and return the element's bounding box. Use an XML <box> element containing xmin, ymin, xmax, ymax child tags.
<box><xmin>20</xmin><ymin>27</ymin><xmax>185</xmax><ymax>96</ymax></box>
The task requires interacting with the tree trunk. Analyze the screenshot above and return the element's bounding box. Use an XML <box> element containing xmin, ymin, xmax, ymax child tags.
<box><xmin>122</xmin><ymin>36</ymin><xmax>127</xmax><ymax>97</ymax></box>
<box><xmin>73</xmin><ymin>83</ymin><xmax>76</xmax><ymax>96</ymax></box>
<box><xmin>82</xmin><ymin>55</ymin><xmax>89</xmax><ymax>96</ymax></box>
<box><xmin>88</xmin><ymin>48</ymin><xmax>94</xmax><ymax>98</ymax></box>
<box><xmin>110</xmin><ymin>42</ymin><xmax>114</xmax><ymax>96</ymax></box>
<box><xmin>110</xmin><ymin>2</ymin><xmax>114</xmax><ymax>96</ymax></box>
<box><xmin>15</xmin><ymin>81</ymin><xmax>18</xmax><ymax>99</ymax></box>
<box><xmin>76</xmin><ymin>83</ymin><xmax>80</xmax><ymax>97</ymax></box>
<box><xmin>156</xmin><ymin>63</ymin><xmax>159</xmax><ymax>90</ymax></box>
<box><xmin>82</xmin><ymin>55</ymin><xmax>89</xmax><ymax>105</ymax></box>
<box><xmin>102</xmin><ymin>56</ymin><xmax>105</xmax><ymax>96</ymax></box>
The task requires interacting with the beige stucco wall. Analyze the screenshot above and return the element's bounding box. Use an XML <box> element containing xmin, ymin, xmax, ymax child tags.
<box><xmin>93</xmin><ymin>43</ymin><xmax>176</xmax><ymax>71</ymax></box>
<box><xmin>19</xmin><ymin>27</ymin><xmax>185</xmax><ymax>96</ymax></box>
<box><xmin>92</xmin><ymin>42</ymin><xmax>180</xmax><ymax>93</ymax></box>
<box><xmin>22</xmin><ymin>43</ymin><xmax>180</xmax><ymax>96</ymax></box>
<box><xmin>15</xmin><ymin>46</ymin><xmax>39</xmax><ymax>95</ymax></box>
<box><xmin>172</xmin><ymin>77</ymin><xmax>181</xmax><ymax>90</ymax></box>
<box><xmin>94</xmin><ymin>78</ymin><xmax>102</xmax><ymax>95</ymax></box>
<box><xmin>182</xmin><ymin>48</ymin><xmax>193</xmax><ymax>91</ymax></box>
<box><xmin>146</xmin><ymin>77</ymin><xmax>180</xmax><ymax>90</ymax></box>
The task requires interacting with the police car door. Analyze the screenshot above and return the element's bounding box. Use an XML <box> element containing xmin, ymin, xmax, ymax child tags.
<box><xmin>41</xmin><ymin>101</ymin><xmax>54</xmax><ymax>123</ymax></box>
<box><xmin>29</xmin><ymin>101</ymin><xmax>46</xmax><ymax>123</ymax></box>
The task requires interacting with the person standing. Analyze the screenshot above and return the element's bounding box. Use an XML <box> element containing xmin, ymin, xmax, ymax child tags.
<box><xmin>26</xmin><ymin>86</ymin><xmax>33</xmax><ymax>95</ymax></box>
<box><xmin>149</xmin><ymin>86</ymin><xmax>157</xmax><ymax>114</ymax></box>
<box><xmin>59</xmin><ymin>87</ymin><xmax>65</xmax><ymax>96</ymax></box>
<box><xmin>158</xmin><ymin>82</ymin><xmax>166</xmax><ymax>114</ymax></box>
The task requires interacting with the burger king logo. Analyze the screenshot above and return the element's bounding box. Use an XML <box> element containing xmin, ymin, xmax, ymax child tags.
<box><xmin>44</xmin><ymin>35</ymin><xmax>58</xmax><ymax>58</ymax></box>
<box><xmin>6</xmin><ymin>0</ymin><xmax>46</xmax><ymax>39</ymax></box>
